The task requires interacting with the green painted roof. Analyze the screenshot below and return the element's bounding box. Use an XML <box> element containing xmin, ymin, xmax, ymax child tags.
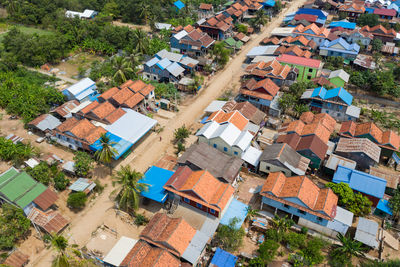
<box><xmin>236</xmin><ymin>41</ymin><xmax>243</xmax><ymax>49</ymax></box>
<box><xmin>0</xmin><ymin>169</ymin><xmax>47</xmax><ymax>208</ymax></box>
<box><xmin>224</xmin><ymin>1</ymin><xmax>234</xmax><ymax>6</ymax></box>
<box><xmin>0</xmin><ymin>168</ymin><xmax>18</xmax><ymax>185</ymax></box>
<box><xmin>225</xmin><ymin>37</ymin><xmax>236</xmax><ymax>47</ymax></box>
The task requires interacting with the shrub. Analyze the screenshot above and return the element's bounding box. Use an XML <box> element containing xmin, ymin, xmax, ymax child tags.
<box><xmin>265</xmin><ymin>228</ymin><xmax>283</xmax><ymax>243</ymax></box>
<box><xmin>284</xmin><ymin>232</ymin><xmax>306</xmax><ymax>251</ymax></box>
<box><xmin>67</xmin><ymin>192</ymin><xmax>87</xmax><ymax>209</ymax></box>
<box><xmin>134</xmin><ymin>214</ymin><xmax>149</xmax><ymax>226</ymax></box>
<box><xmin>53</xmin><ymin>172</ymin><xmax>69</xmax><ymax>191</ymax></box>
<box><xmin>0</xmin><ymin>204</ymin><xmax>31</xmax><ymax>250</ymax></box>
<box><xmin>258</xmin><ymin>239</ymin><xmax>280</xmax><ymax>265</ymax></box>
<box><xmin>73</xmin><ymin>151</ymin><xmax>94</xmax><ymax>177</ymax></box>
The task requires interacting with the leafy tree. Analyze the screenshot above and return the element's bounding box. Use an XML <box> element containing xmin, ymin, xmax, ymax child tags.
<box><xmin>27</xmin><ymin>161</ymin><xmax>52</xmax><ymax>185</ymax></box>
<box><xmin>250</xmin><ymin>10</ymin><xmax>268</xmax><ymax>32</ymax></box>
<box><xmin>293</xmin><ymin>104</ymin><xmax>309</xmax><ymax>118</ymax></box>
<box><xmin>73</xmin><ymin>151</ymin><xmax>94</xmax><ymax>177</ymax></box>
<box><xmin>289</xmin><ymin>81</ymin><xmax>313</xmax><ymax>98</ymax></box>
<box><xmin>134</xmin><ymin>214</ymin><xmax>149</xmax><ymax>226</ymax></box>
<box><xmin>389</xmin><ymin>188</ymin><xmax>400</xmax><ymax>220</ymax></box>
<box><xmin>245</xmin><ymin>207</ymin><xmax>259</xmax><ymax>222</ymax></box>
<box><xmin>151</xmin><ymin>82</ymin><xmax>180</xmax><ymax>100</ymax></box>
<box><xmin>326</xmin><ymin>182</ymin><xmax>372</xmax><ymax>216</ymax></box>
<box><xmin>0</xmin><ymin>204</ymin><xmax>31</xmax><ymax>250</ymax></box>
<box><xmin>175</xmin><ymin>142</ymin><xmax>186</xmax><ymax>155</ymax></box>
<box><xmin>278</xmin><ymin>93</ymin><xmax>297</xmax><ymax>114</ymax></box>
<box><xmin>54</xmin><ymin>172</ymin><xmax>70</xmax><ymax>191</ymax></box>
<box><xmin>284</xmin><ymin>232</ymin><xmax>307</xmax><ymax>251</ymax></box>
<box><xmin>67</xmin><ymin>192</ymin><xmax>87</xmax><ymax>209</ymax></box>
<box><xmin>256</xmin><ymin>239</ymin><xmax>280</xmax><ymax>265</ymax></box>
<box><xmin>274</xmin><ymin>0</ymin><xmax>282</xmax><ymax>12</ymax></box>
<box><xmin>371</xmin><ymin>38</ymin><xmax>383</xmax><ymax>52</ymax></box>
<box><xmin>271</xmin><ymin>215</ymin><xmax>294</xmax><ymax>236</ymax></box>
<box><xmin>329</xmin><ymin>233</ymin><xmax>365</xmax><ymax>267</ymax></box>
<box><xmin>103</xmin><ymin>0</ymin><xmax>120</xmax><ymax>18</ymax></box>
<box><xmin>214</xmin><ymin>217</ymin><xmax>245</xmax><ymax>252</ymax></box>
<box><xmin>213</xmin><ymin>41</ymin><xmax>231</xmax><ymax>67</ymax></box>
<box><xmin>94</xmin><ymin>133</ymin><xmax>117</xmax><ymax>173</ymax></box>
<box><xmin>357</xmin><ymin>13</ymin><xmax>379</xmax><ymax>27</ymax></box>
<box><xmin>236</xmin><ymin>24</ymin><xmax>248</xmax><ymax>34</ymax></box>
<box><xmin>112</xmin><ymin>165</ymin><xmax>148</xmax><ymax>214</ymax></box>
<box><xmin>174</xmin><ymin>125</ymin><xmax>190</xmax><ymax>144</ymax></box>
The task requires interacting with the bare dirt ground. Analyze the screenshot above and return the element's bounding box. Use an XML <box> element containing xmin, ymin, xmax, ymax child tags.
<box><xmin>112</xmin><ymin>20</ymin><xmax>152</xmax><ymax>32</ymax></box>
<box><xmin>26</xmin><ymin>1</ymin><xmax>309</xmax><ymax>265</ymax></box>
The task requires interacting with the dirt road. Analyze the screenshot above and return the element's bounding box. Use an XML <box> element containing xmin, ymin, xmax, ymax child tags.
<box><xmin>26</xmin><ymin>67</ymin><xmax>79</xmax><ymax>84</ymax></box>
<box><xmin>30</xmin><ymin>1</ymin><xmax>307</xmax><ymax>265</ymax></box>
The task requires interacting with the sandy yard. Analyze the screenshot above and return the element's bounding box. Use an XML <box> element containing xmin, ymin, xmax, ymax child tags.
<box><xmin>112</xmin><ymin>20</ymin><xmax>152</xmax><ymax>32</ymax></box>
<box><xmin>20</xmin><ymin>0</ymin><xmax>311</xmax><ymax>265</ymax></box>
<box><xmin>54</xmin><ymin>53</ymin><xmax>104</xmax><ymax>79</ymax></box>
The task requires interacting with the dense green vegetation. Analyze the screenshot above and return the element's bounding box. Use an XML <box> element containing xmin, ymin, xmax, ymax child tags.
<box><xmin>0</xmin><ymin>204</ymin><xmax>31</xmax><ymax>250</ymax></box>
<box><xmin>0</xmin><ymin>137</ymin><xmax>38</xmax><ymax>165</ymax></box>
<box><xmin>214</xmin><ymin>217</ymin><xmax>245</xmax><ymax>252</ymax></box>
<box><xmin>73</xmin><ymin>151</ymin><xmax>94</xmax><ymax>177</ymax></box>
<box><xmin>67</xmin><ymin>192</ymin><xmax>88</xmax><ymax>209</ymax></box>
<box><xmin>0</xmin><ymin>68</ymin><xmax>64</xmax><ymax>123</ymax></box>
<box><xmin>26</xmin><ymin>161</ymin><xmax>70</xmax><ymax>190</ymax></box>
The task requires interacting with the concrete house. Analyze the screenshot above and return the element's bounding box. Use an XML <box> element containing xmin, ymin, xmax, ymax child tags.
<box><xmin>244</xmin><ymin>59</ymin><xmax>298</xmax><ymax>86</ymax></box>
<box><xmin>277</xmin><ymin>54</ymin><xmax>323</xmax><ymax>82</ymax></box>
<box><xmin>319</xmin><ymin>38</ymin><xmax>360</xmax><ymax>60</ymax></box>
<box><xmin>197</xmin><ymin>14</ymin><xmax>233</xmax><ymax>40</ymax></box>
<box><xmin>260</xmin><ymin>172</ymin><xmax>338</xmax><ymax>225</ymax></box>
<box><xmin>280</xmin><ymin>36</ymin><xmax>318</xmax><ymax>51</ymax></box>
<box><xmin>333</xmin><ymin>165</ymin><xmax>386</xmax><ymax>206</ymax></box>
<box><xmin>292</xmin><ymin>23</ymin><xmax>330</xmax><ymax>45</ymax></box>
<box><xmin>238</xmin><ymin>78</ymin><xmax>281</xmax><ymax>112</ymax></box>
<box><xmin>65</xmin><ymin>9</ymin><xmax>98</xmax><ymax>19</ymax></box>
<box><xmin>164</xmin><ymin>166</ymin><xmax>234</xmax><ymax>218</ymax></box>
<box><xmin>170</xmin><ymin>26</ymin><xmax>215</xmax><ymax>57</ymax></box>
<box><xmin>335</xmin><ymin>28</ymin><xmax>373</xmax><ymax>46</ymax></box>
<box><xmin>142</xmin><ymin>57</ymin><xmax>185</xmax><ymax>83</ymax></box>
<box><xmin>300</xmin><ymin>86</ymin><xmax>360</xmax><ymax>121</ymax></box>
<box><xmin>259</xmin><ymin>143</ymin><xmax>311</xmax><ymax>176</ymax></box>
<box><xmin>374</xmin><ymin>8</ymin><xmax>396</xmax><ymax>20</ymax></box>
<box><xmin>62</xmin><ymin>78</ymin><xmax>96</xmax><ymax>102</ymax></box>
<box><xmin>335</xmin><ymin>138</ymin><xmax>381</xmax><ymax>170</ymax></box>
<box><xmin>361</xmin><ymin>25</ymin><xmax>397</xmax><ymax>43</ymax></box>
<box><xmin>338</xmin><ymin>3</ymin><xmax>365</xmax><ymax>21</ymax></box>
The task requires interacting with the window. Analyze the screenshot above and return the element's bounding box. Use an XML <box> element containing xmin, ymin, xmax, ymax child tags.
<box><xmin>213</xmin><ymin>144</ymin><xmax>217</xmax><ymax>148</ymax></box>
<box><xmin>337</xmin><ymin>113</ymin><xmax>341</xmax><ymax>117</ymax></box>
<box><xmin>196</xmin><ymin>203</ymin><xmax>203</xmax><ymax>209</ymax></box>
<box><xmin>266</xmin><ymin>166</ymin><xmax>271</xmax><ymax>170</ymax></box>
<box><xmin>183</xmin><ymin>197</ymin><xmax>189</xmax><ymax>203</ymax></box>
<box><xmin>210</xmin><ymin>208</ymin><xmax>216</xmax><ymax>214</ymax></box>
<box><xmin>325</xmin><ymin>110</ymin><xmax>329</xmax><ymax>114</ymax></box>
<box><xmin>283</xmin><ymin>204</ymin><xmax>290</xmax><ymax>209</ymax></box>
<box><xmin>317</xmin><ymin>217</ymin><xmax>323</xmax><ymax>222</ymax></box>
<box><xmin>298</xmin><ymin>209</ymin><xmax>306</xmax><ymax>215</ymax></box>
<box><xmin>224</xmin><ymin>147</ymin><xmax>228</xmax><ymax>152</ymax></box>
<box><xmin>308</xmin><ymin>68</ymin><xmax>313</xmax><ymax>73</ymax></box>
<box><xmin>327</xmin><ymin>103</ymin><xmax>331</xmax><ymax>107</ymax></box>
<box><xmin>234</xmin><ymin>151</ymin><xmax>238</xmax><ymax>155</ymax></box>
<box><xmin>339</xmin><ymin>105</ymin><xmax>343</xmax><ymax>110</ymax></box>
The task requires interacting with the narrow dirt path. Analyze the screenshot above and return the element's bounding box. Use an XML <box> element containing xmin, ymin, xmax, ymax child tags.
<box><xmin>26</xmin><ymin>67</ymin><xmax>79</xmax><ymax>84</ymax></box>
<box><xmin>30</xmin><ymin>1</ymin><xmax>307</xmax><ymax>265</ymax></box>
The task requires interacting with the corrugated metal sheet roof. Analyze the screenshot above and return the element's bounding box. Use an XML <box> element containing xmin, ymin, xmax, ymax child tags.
<box><xmin>182</xmin><ymin>230</ymin><xmax>210</xmax><ymax>264</ymax></box>
<box><xmin>210</xmin><ymin>248</ymin><xmax>238</xmax><ymax>267</ymax></box>
<box><xmin>220</xmin><ymin>198</ymin><xmax>248</xmax><ymax>228</ymax></box>
<box><xmin>103</xmin><ymin>237</ymin><xmax>138</xmax><ymax>266</ymax></box>
<box><xmin>355</xmin><ymin>217</ymin><xmax>379</xmax><ymax>248</ymax></box>
<box><xmin>68</xmin><ymin>178</ymin><xmax>95</xmax><ymax>192</ymax></box>
<box><xmin>325</xmin><ymin>154</ymin><xmax>356</xmax><ymax>171</ymax></box>
<box><xmin>139</xmin><ymin>166</ymin><xmax>174</xmax><ymax>203</ymax></box>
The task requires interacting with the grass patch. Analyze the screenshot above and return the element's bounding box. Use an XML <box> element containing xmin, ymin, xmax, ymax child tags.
<box><xmin>16</xmin><ymin>25</ymin><xmax>54</xmax><ymax>36</ymax></box>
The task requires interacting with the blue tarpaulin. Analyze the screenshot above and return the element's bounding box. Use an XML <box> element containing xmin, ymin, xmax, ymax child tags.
<box><xmin>200</xmin><ymin>116</ymin><xmax>209</xmax><ymax>124</ymax></box>
<box><xmin>220</xmin><ymin>199</ymin><xmax>248</xmax><ymax>229</ymax></box>
<box><xmin>328</xmin><ymin>21</ymin><xmax>356</xmax><ymax>30</ymax></box>
<box><xmin>138</xmin><ymin>166</ymin><xmax>174</xmax><ymax>203</ymax></box>
<box><xmin>174</xmin><ymin>0</ymin><xmax>185</xmax><ymax>10</ymax></box>
<box><xmin>376</xmin><ymin>199</ymin><xmax>393</xmax><ymax>215</ymax></box>
<box><xmin>90</xmin><ymin>132</ymin><xmax>132</xmax><ymax>160</ymax></box>
<box><xmin>263</xmin><ymin>0</ymin><xmax>276</xmax><ymax>7</ymax></box>
<box><xmin>210</xmin><ymin>248</ymin><xmax>238</xmax><ymax>267</ymax></box>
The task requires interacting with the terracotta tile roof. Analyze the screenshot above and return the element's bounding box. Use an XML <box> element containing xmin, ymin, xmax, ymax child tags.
<box><xmin>339</xmin><ymin>3</ymin><xmax>365</xmax><ymax>13</ymax></box>
<box><xmin>225</xmin><ymin>7</ymin><xmax>235</xmax><ymax>15</ymax></box>
<box><xmin>223</xmin><ymin>100</ymin><xmax>266</xmax><ymax>125</ymax></box>
<box><xmin>240</xmin><ymin>89</ymin><xmax>273</xmax><ymax>100</ymax></box>
<box><xmin>339</xmin><ymin>120</ymin><xmax>357</xmax><ymax>136</ymax></box>
<box><xmin>33</xmin><ymin>188</ymin><xmax>58</xmax><ymax>210</ymax></box>
<box><xmin>104</xmin><ymin>108</ymin><xmax>126</xmax><ymax>124</ymax></box>
<box><xmin>81</xmin><ymin>101</ymin><xmax>100</xmax><ymax>114</ymax></box>
<box><xmin>294</xmin><ymin>14</ymin><xmax>318</xmax><ymax>22</ymax></box>
<box><xmin>275</xmin><ymin>45</ymin><xmax>312</xmax><ymax>58</ymax></box>
<box><xmin>121</xmin><ymin>240</ymin><xmax>181</xmax><ymax>267</ymax></box>
<box><xmin>164</xmin><ymin>166</ymin><xmax>234</xmax><ymax>212</ymax></box>
<box><xmin>86</xmin><ymin>126</ymin><xmax>107</xmax><ymax>144</ymax></box>
<box><xmin>140</xmin><ymin>213</ymin><xmax>196</xmax><ymax>257</ymax></box>
<box><xmin>216</xmin><ymin>21</ymin><xmax>231</xmax><ymax>32</ymax></box>
<box><xmin>232</xmin><ymin>2</ymin><xmax>243</xmax><ymax>10</ymax></box>
<box><xmin>199</xmin><ymin>3</ymin><xmax>213</xmax><ymax>10</ymax></box>
<box><xmin>299</xmin><ymin>111</ymin><xmax>314</xmax><ymax>124</ymax></box>
<box><xmin>125</xmin><ymin>93</ymin><xmax>145</xmax><ymax>108</ymax></box>
<box><xmin>281</xmin><ymin>36</ymin><xmax>314</xmax><ymax>47</ymax></box>
<box><xmin>296</xmin><ymin>135</ymin><xmax>328</xmax><ymax>160</ymax></box>
<box><xmin>56</xmin><ymin>117</ymin><xmax>79</xmax><ymax>133</ymax></box>
<box><xmin>369</xmin><ymin>166</ymin><xmax>400</xmax><ymax>190</ymax></box>
<box><xmin>244</xmin><ymin>78</ymin><xmax>280</xmax><ymax>97</ymax></box>
<box><xmin>302</xmin><ymin>123</ymin><xmax>331</xmax><ymax>143</ymax></box>
<box><xmin>361</xmin><ymin>25</ymin><xmax>396</xmax><ymax>37</ymax></box>
<box><xmin>293</xmin><ymin>23</ymin><xmax>330</xmax><ymax>38</ymax></box>
<box><xmin>184</xmin><ymin>25</ymin><xmax>194</xmax><ymax>33</ymax></box>
<box><xmin>261</xmin><ymin>172</ymin><xmax>338</xmax><ymax>220</ymax></box>
<box><xmin>261</xmin><ymin>36</ymin><xmax>281</xmax><ymax>45</ymax></box>
<box><xmin>110</xmin><ymin>87</ymin><xmax>135</xmax><ymax>105</ymax></box>
<box><xmin>207</xmin><ymin>17</ymin><xmax>218</xmax><ymax>26</ymax></box>
<box><xmin>286</xmin><ymin>120</ymin><xmax>305</xmax><ymax>135</ymax></box>
<box><xmin>245</xmin><ymin>60</ymin><xmax>293</xmax><ymax>80</ymax></box>
<box><xmin>3</xmin><ymin>250</ymin><xmax>29</xmax><ymax>267</ymax></box>
<box><xmin>89</xmin><ymin>101</ymin><xmax>116</xmax><ymax>119</ymax></box>
<box><xmin>276</xmin><ymin>132</ymin><xmax>301</xmax><ymax>149</ymax></box>
<box><xmin>99</xmin><ymin>87</ymin><xmax>119</xmax><ymax>101</ymax></box>
<box><xmin>123</xmin><ymin>80</ymin><xmax>147</xmax><ymax>93</ymax></box>
<box><xmin>69</xmin><ymin>119</ymin><xmax>96</xmax><ymax>139</ymax></box>
<box><xmin>208</xmin><ymin>110</ymin><xmax>249</xmax><ymax>130</ymax></box>
<box><xmin>382</xmin><ymin>131</ymin><xmax>400</xmax><ymax>150</ymax></box>
<box><xmin>335</xmin><ymin>137</ymin><xmax>381</xmax><ymax>163</ymax></box>
<box><xmin>354</xmin><ymin>122</ymin><xmax>383</xmax><ymax>143</ymax></box>
<box><xmin>311</xmin><ymin>77</ymin><xmax>336</xmax><ymax>87</ymax></box>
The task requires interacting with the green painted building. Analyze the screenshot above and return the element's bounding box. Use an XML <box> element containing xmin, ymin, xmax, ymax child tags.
<box><xmin>277</xmin><ymin>54</ymin><xmax>323</xmax><ymax>82</ymax></box>
<box><xmin>328</xmin><ymin>69</ymin><xmax>350</xmax><ymax>88</ymax></box>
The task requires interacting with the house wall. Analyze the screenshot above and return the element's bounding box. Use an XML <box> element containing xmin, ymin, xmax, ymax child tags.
<box><xmin>320</xmin><ymin>49</ymin><xmax>357</xmax><ymax>60</ymax></box>
<box><xmin>280</xmin><ymin>63</ymin><xmax>317</xmax><ymax>81</ymax></box>
<box><xmin>298</xmin><ymin>217</ymin><xmax>346</xmax><ymax>238</ymax></box>
<box><xmin>259</xmin><ymin>161</ymin><xmax>292</xmax><ymax>177</ymax></box>
<box><xmin>198</xmin><ymin>136</ymin><xmax>243</xmax><ymax>157</ymax></box>
<box><xmin>297</xmin><ymin>150</ymin><xmax>321</xmax><ymax>169</ymax></box>
<box><xmin>334</xmin><ymin>151</ymin><xmax>375</xmax><ymax>170</ymax></box>
<box><xmin>181</xmin><ymin>196</ymin><xmax>220</xmax><ymax>217</ymax></box>
<box><xmin>261</xmin><ymin>196</ymin><xmax>329</xmax><ymax>226</ymax></box>
<box><xmin>237</xmin><ymin>94</ymin><xmax>272</xmax><ymax>111</ymax></box>
<box><xmin>347</xmin><ymin>35</ymin><xmax>371</xmax><ymax>46</ymax></box>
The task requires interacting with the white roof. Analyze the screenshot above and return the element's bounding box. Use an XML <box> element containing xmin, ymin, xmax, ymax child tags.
<box><xmin>246</xmin><ymin>46</ymin><xmax>279</xmax><ymax>57</ymax></box>
<box><xmin>210</xmin><ymin>123</ymin><xmax>241</xmax><ymax>146</ymax></box>
<box><xmin>105</xmin><ymin>108</ymin><xmax>157</xmax><ymax>145</ymax></box>
<box><xmin>300</xmin><ymin>89</ymin><xmax>314</xmax><ymax>100</ymax></box>
<box><xmin>156</xmin><ymin>49</ymin><xmax>183</xmax><ymax>62</ymax></box>
<box><xmin>329</xmin><ymin>69</ymin><xmax>350</xmax><ymax>83</ymax></box>
<box><xmin>196</xmin><ymin>121</ymin><xmax>220</xmax><ymax>138</ymax></box>
<box><xmin>157</xmin><ymin>58</ymin><xmax>172</xmax><ymax>69</ymax></box>
<box><xmin>345</xmin><ymin>105</ymin><xmax>361</xmax><ymax>118</ymax></box>
<box><xmin>32</xmin><ymin>114</ymin><xmax>61</xmax><ymax>131</ymax></box>
<box><xmin>69</xmin><ymin>100</ymin><xmax>93</xmax><ymax>114</ymax></box>
<box><xmin>155</xmin><ymin>23</ymin><xmax>172</xmax><ymax>30</ymax></box>
<box><xmin>333</xmin><ymin>206</ymin><xmax>354</xmax><ymax>227</ymax></box>
<box><xmin>241</xmin><ymin>146</ymin><xmax>262</xmax><ymax>166</ymax></box>
<box><xmin>65</xmin><ymin>9</ymin><xmax>96</xmax><ymax>19</ymax></box>
<box><xmin>179</xmin><ymin>77</ymin><xmax>194</xmax><ymax>85</ymax></box>
<box><xmin>271</xmin><ymin>27</ymin><xmax>295</xmax><ymax>36</ymax></box>
<box><xmin>25</xmin><ymin>158</ymin><xmax>40</xmax><ymax>168</ymax></box>
<box><xmin>103</xmin><ymin>236</ymin><xmax>137</xmax><ymax>266</ymax></box>
<box><xmin>180</xmin><ymin>56</ymin><xmax>199</xmax><ymax>66</ymax></box>
<box><xmin>145</xmin><ymin>57</ymin><xmax>160</xmax><ymax>67</ymax></box>
<box><xmin>233</xmin><ymin>130</ymin><xmax>253</xmax><ymax>151</ymax></box>
<box><xmin>166</xmin><ymin>62</ymin><xmax>185</xmax><ymax>77</ymax></box>
<box><xmin>325</xmin><ymin>154</ymin><xmax>357</xmax><ymax>171</ymax></box>
<box><xmin>182</xmin><ymin>231</ymin><xmax>209</xmax><ymax>264</ymax></box>
<box><xmin>204</xmin><ymin>100</ymin><xmax>227</xmax><ymax>113</ymax></box>
<box><xmin>173</xmin><ymin>30</ymin><xmax>188</xmax><ymax>40</ymax></box>
<box><xmin>81</xmin><ymin>9</ymin><xmax>96</xmax><ymax>18</ymax></box>
<box><xmin>62</xmin><ymin>161</ymin><xmax>75</xmax><ymax>173</ymax></box>
<box><xmin>355</xmin><ymin>217</ymin><xmax>379</xmax><ymax>248</ymax></box>
<box><xmin>251</xmin><ymin>55</ymin><xmax>276</xmax><ymax>63</ymax></box>
<box><xmin>65</xmin><ymin>78</ymin><xmax>95</xmax><ymax>97</ymax></box>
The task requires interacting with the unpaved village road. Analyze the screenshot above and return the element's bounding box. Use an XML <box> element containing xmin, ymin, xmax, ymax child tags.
<box><xmin>31</xmin><ymin>1</ymin><xmax>307</xmax><ymax>265</ymax></box>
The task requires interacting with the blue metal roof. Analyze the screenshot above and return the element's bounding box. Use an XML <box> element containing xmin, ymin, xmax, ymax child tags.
<box><xmin>220</xmin><ymin>198</ymin><xmax>248</xmax><ymax>229</ymax></box>
<box><xmin>328</xmin><ymin>21</ymin><xmax>356</xmax><ymax>30</ymax></box>
<box><xmin>388</xmin><ymin>3</ymin><xmax>399</xmax><ymax>11</ymax></box>
<box><xmin>333</xmin><ymin>165</ymin><xmax>387</xmax><ymax>199</ymax></box>
<box><xmin>90</xmin><ymin>132</ymin><xmax>132</xmax><ymax>160</ymax></box>
<box><xmin>138</xmin><ymin>166</ymin><xmax>174</xmax><ymax>203</ymax></box>
<box><xmin>296</xmin><ymin>8</ymin><xmax>328</xmax><ymax>19</ymax></box>
<box><xmin>263</xmin><ymin>0</ymin><xmax>276</xmax><ymax>7</ymax></box>
<box><xmin>311</xmin><ymin>86</ymin><xmax>327</xmax><ymax>99</ymax></box>
<box><xmin>156</xmin><ymin>58</ymin><xmax>172</xmax><ymax>70</ymax></box>
<box><xmin>365</xmin><ymin>7</ymin><xmax>375</xmax><ymax>13</ymax></box>
<box><xmin>376</xmin><ymin>199</ymin><xmax>393</xmax><ymax>215</ymax></box>
<box><xmin>210</xmin><ymin>248</ymin><xmax>238</xmax><ymax>267</ymax></box>
<box><xmin>324</xmin><ymin>87</ymin><xmax>353</xmax><ymax>105</ymax></box>
<box><xmin>320</xmin><ymin>38</ymin><xmax>360</xmax><ymax>54</ymax></box>
<box><xmin>174</xmin><ymin>0</ymin><xmax>185</xmax><ymax>10</ymax></box>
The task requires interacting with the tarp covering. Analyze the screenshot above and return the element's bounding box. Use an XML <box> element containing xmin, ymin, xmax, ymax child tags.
<box><xmin>376</xmin><ymin>199</ymin><xmax>393</xmax><ymax>215</ymax></box>
<box><xmin>90</xmin><ymin>132</ymin><xmax>132</xmax><ymax>160</ymax></box>
<box><xmin>138</xmin><ymin>166</ymin><xmax>174</xmax><ymax>203</ymax></box>
<box><xmin>220</xmin><ymin>198</ymin><xmax>248</xmax><ymax>229</ymax></box>
<box><xmin>210</xmin><ymin>248</ymin><xmax>238</xmax><ymax>267</ymax></box>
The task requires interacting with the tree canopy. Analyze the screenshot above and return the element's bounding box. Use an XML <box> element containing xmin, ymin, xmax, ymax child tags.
<box><xmin>0</xmin><ymin>204</ymin><xmax>31</xmax><ymax>250</ymax></box>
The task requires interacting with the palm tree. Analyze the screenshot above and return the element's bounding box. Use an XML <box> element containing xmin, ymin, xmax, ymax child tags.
<box><xmin>370</xmin><ymin>109</ymin><xmax>387</xmax><ymax>125</ymax></box>
<box><xmin>126</xmin><ymin>49</ymin><xmax>142</xmax><ymax>69</ymax></box>
<box><xmin>251</xmin><ymin>10</ymin><xmax>269</xmax><ymax>32</ymax></box>
<box><xmin>293</xmin><ymin>104</ymin><xmax>309</xmax><ymax>118</ymax></box>
<box><xmin>112</xmin><ymin>165</ymin><xmax>148</xmax><ymax>214</ymax></box>
<box><xmin>111</xmin><ymin>56</ymin><xmax>134</xmax><ymax>84</ymax></box>
<box><xmin>94</xmin><ymin>134</ymin><xmax>117</xmax><ymax>174</ymax></box>
<box><xmin>271</xmin><ymin>215</ymin><xmax>294</xmax><ymax>234</ymax></box>
<box><xmin>139</xmin><ymin>0</ymin><xmax>152</xmax><ymax>25</ymax></box>
<box><xmin>50</xmin><ymin>234</ymin><xmax>70</xmax><ymax>267</ymax></box>
<box><xmin>335</xmin><ymin>236</ymin><xmax>364</xmax><ymax>259</ymax></box>
<box><xmin>245</xmin><ymin>207</ymin><xmax>259</xmax><ymax>222</ymax></box>
<box><xmin>174</xmin><ymin>125</ymin><xmax>190</xmax><ymax>144</ymax></box>
<box><xmin>132</xmin><ymin>29</ymin><xmax>149</xmax><ymax>55</ymax></box>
